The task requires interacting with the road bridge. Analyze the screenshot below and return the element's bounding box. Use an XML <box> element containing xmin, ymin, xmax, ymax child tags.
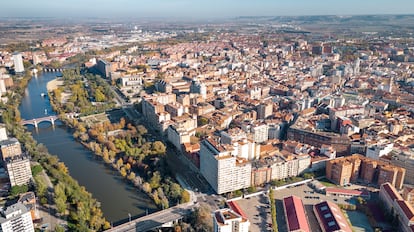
<box><xmin>20</xmin><ymin>113</ymin><xmax>79</xmax><ymax>128</ymax></box>
<box><xmin>105</xmin><ymin>203</ymin><xmax>196</xmax><ymax>232</ymax></box>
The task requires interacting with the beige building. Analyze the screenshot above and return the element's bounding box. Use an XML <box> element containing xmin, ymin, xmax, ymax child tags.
<box><xmin>167</xmin><ymin>125</ymin><xmax>191</xmax><ymax>152</ymax></box>
<box><xmin>270</xmin><ymin>153</ymin><xmax>311</xmax><ymax>181</ymax></box>
<box><xmin>256</xmin><ymin>103</ymin><xmax>273</xmax><ymax>120</ymax></box>
<box><xmin>0</xmin><ymin>138</ymin><xmax>22</xmax><ymax>160</ymax></box>
<box><xmin>402</xmin><ymin>186</ymin><xmax>414</xmax><ymax>208</ymax></box>
<box><xmin>385</xmin><ymin>149</ymin><xmax>414</xmax><ymax>185</ymax></box>
<box><xmin>5</xmin><ymin>154</ymin><xmax>32</xmax><ymax>187</ymax></box>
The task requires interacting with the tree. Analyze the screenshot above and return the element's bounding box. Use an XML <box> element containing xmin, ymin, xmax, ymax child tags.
<box><xmin>31</xmin><ymin>164</ymin><xmax>43</xmax><ymax>176</ymax></box>
<box><xmin>247</xmin><ymin>186</ymin><xmax>256</xmax><ymax>193</ymax></box>
<box><xmin>150</xmin><ymin>171</ymin><xmax>161</xmax><ymax>189</ymax></box>
<box><xmin>94</xmin><ymin>89</ymin><xmax>106</xmax><ymax>102</ymax></box>
<box><xmin>152</xmin><ymin>141</ymin><xmax>166</xmax><ymax>155</ymax></box>
<box><xmin>10</xmin><ymin>185</ymin><xmax>29</xmax><ymax>196</ymax></box>
<box><xmin>116</xmin><ymin>158</ymin><xmax>123</xmax><ymax>170</ymax></box>
<box><xmin>54</xmin><ymin>182</ymin><xmax>67</xmax><ymax>215</ymax></box>
<box><xmin>191</xmin><ymin>203</ymin><xmax>213</xmax><ymax>231</ymax></box>
<box><xmin>127</xmin><ymin>172</ymin><xmax>136</xmax><ymax>181</ymax></box>
<box><xmin>54</xmin><ymin>225</ymin><xmax>65</xmax><ymax>232</ymax></box>
<box><xmin>169</xmin><ymin>183</ymin><xmax>182</xmax><ymax>200</ymax></box>
<box><xmin>120</xmin><ymin>167</ymin><xmax>127</xmax><ymax>178</ymax></box>
<box><xmin>136</xmin><ymin>125</ymin><xmax>148</xmax><ymax>135</ymax></box>
<box><xmin>181</xmin><ymin>190</ymin><xmax>190</xmax><ymax>203</ymax></box>
<box><xmin>34</xmin><ymin>175</ymin><xmax>47</xmax><ymax>197</ymax></box>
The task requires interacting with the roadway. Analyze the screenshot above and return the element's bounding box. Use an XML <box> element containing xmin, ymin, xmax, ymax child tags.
<box><xmin>105</xmin><ymin>203</ymin><xmax>196</xmax><ymax>232</ymax></box>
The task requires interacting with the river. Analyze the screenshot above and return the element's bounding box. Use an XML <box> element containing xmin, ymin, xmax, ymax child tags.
<box><xmin>18</xmin><ymin>72</ymin><xmax>157</xmax><ymax>224</ymax></box>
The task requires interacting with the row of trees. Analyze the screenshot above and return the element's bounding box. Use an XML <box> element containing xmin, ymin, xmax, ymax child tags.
<box><xmin>0</xmin><ymin>71</ymin><xmax>110</xmax><ymax>231</ymax></box>
<box><xmin>269</xmin><ymin>189</ymin><xmax>278</xmax><ymax>232</ymax></box>
<box><xmin>73</xmin><ymin>116</ymin><xmax>190</xmax><ymax>209</ymax></box>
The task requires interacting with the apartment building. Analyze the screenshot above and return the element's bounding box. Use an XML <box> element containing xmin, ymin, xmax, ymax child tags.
<box><xmin>385</xmin><ymin>149</ymin><xmax>414</xmax><ymax>185</ymax></box>
<box><xmin>0</xmin><ymin>138</ymin><xmax>22</xmax><ymax>160</ymax></box>
<box><xmin>200</xmin><ymin>138</ymin><xmax>251</xmax><ymax>194</ymax></box>
<box><xmin>0</xmin><ymin>202</ymin><xmax>34</xmax><ymax>232</ymax></box>
<box><xmin>287</xmin><ymin>127</ymin><xmax>350</xmax><ymax>156</ymax></box>
<box><xmin>326</xmin><ymin>154</ymin><xmax>405</xmax><ymax>189</ymax></box>
<box><xmin>167</xmin><ymin>125</ymin><xmax>191</xmax><ymax>152</ymax></box>
<box><xmin>379</xmin><ymin>183</ymin><xmax>414</xmax><ymax>232</ymax></box>
<box><xmin>250</xmin><ymin>152</ymin><xmax>311</xmax><ymax>186</ymax></box>
<box><xmin>402</xmin><ymin>186</ymin><xmax>414</xmax><ymax>208</ymax></box>
<box><xmin>5</xmin><ymin>154</ymin><xmax>32</xmax><ymax>187</ymax></box>
<box><xmin>256</xmin><ymin>103</ymin><xmax>273</xmax><ymax>120</ymax></box>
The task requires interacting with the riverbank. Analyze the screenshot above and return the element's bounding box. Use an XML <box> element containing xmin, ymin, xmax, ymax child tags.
<box><xmin>13</xmin><ymin>71</ymin><xmax>110</xmax><ymax>230</ymax></box>
<box><xmin>46</xmin><ymin>78</ymin><xmax>64</xmax><ymax>92</ymax></box>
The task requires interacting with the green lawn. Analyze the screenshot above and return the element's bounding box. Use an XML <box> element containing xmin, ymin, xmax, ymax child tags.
<box><xmin>319</xmin><ymin>178</ymin><xmax>337</xmax><ymax>187</ymax></box>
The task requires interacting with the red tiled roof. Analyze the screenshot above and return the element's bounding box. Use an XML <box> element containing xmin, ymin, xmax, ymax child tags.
<box><xmin>382</xmin><ymin>183</ymin><xmax>403</xmax><ymax>201</ymax></box>
<box><xmin>396</xmin><ymin>200</ymin><xmax>414</xmax><ymax>222</ymax></box>
<box><xmin>283</xmin><ymin>196</ymin><xmax>310</xmax><ymax>232</ymax></box>
<box><xmin>326</xmin><ymin>188</ymin><xmax>370</xmax><ymax>197</ymax></box>
<box><xmin>228</xmin><ymin>201</ymin><xmax>248</xmax><ymax>220</ymax></box>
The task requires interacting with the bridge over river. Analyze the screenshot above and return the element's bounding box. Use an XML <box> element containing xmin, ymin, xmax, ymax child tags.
<box><xmin>20</xmin><ymin>113</ymin><xmax>79</xmax><ymax>128</ymax></box>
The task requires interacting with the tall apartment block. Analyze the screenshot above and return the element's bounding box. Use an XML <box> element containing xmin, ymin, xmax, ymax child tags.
<box><xmin>12</xmin><ymin>53</ymin><xmax>24</xmax><ymax>73</ymax></box>
<box><xmin>326</xmin><ymin>154</ymin><xmax>405</xmax><ymax>189</ymax></box>
<box><xmin>0</xmin><ymin>202</ymin><xmax>34</xmax><ymax>232</ymax></box>
<box><xmin>200</xmin><ymin>138</ymin><xmax>251</xmax><ymax>194</ymax></box>
<box><xmin>4</xmin><ymin>154</ymin><xmax>32</xmax><ymax>187</ymax></box>
<box><xmin>96</xmin><ymin>59</ymin><xmax>111</xmax><ymax>78</ymax></box>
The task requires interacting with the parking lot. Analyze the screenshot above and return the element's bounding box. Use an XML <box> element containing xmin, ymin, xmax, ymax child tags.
<box><xmin>235</xmin><ymin>194</ymin><xmax>272</xmax><ymax>232</ymax></box>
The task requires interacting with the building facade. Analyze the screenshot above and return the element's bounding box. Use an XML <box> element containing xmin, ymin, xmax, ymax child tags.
<box><xmin>12</xmin><ymin>53</ymin><xmax>24</xmax><ymax>73</ymax></box>
<box><xmin>5</xmin><ymin>154</ymin><xmax>32</xmax><ymax>187</ymax></box>
<box><xmin>326</xmin><ymin>154</ymin><xmax>405</xmax><ymax>189</ymax></box>
<box><xmin>200</xmin><ymin>139</ymin><xmax>251</xmax><ymax>194</ymax></box>
<box><xmin>0</xmin><ymin>202</ymin><xmax>34</xmax><ymax>232</ymax></box>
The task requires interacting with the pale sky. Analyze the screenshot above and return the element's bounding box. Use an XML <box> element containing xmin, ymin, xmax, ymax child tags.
<box><xmin>1</xmin><ymin>0</ymin><xmax>414</xmax><ymax>19</ymax></box>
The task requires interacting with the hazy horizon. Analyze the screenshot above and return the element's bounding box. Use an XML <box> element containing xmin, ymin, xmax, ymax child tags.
<box><xmin>1</xmin><ymin>0</ymin><xmax>414</xmax><ymax>20</ymax></box>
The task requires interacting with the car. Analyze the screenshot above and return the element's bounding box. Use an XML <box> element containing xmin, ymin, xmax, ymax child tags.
<box><xmin>334</xmin><ymin>199</ymin><xmax>338</xmax><ymax>202</ymax></box>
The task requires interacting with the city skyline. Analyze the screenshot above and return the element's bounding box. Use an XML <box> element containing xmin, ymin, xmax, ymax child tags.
<box><xmin>1</xmin><ymin>0</ymin><xmax>414</xmax><ymax>19</ymax></box>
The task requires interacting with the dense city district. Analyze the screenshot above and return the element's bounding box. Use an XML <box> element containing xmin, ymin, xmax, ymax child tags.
<box><xmin>0</xmin><ymin>15</ymin><xmax>414</xmax><ymax>232</ymax></box>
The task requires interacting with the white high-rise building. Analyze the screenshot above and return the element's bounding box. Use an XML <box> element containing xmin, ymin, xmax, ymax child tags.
<box><xmin>0</xmin><ymin>202</ymin><xmax>34</xmax><ymax>232</ymax></box>
<box><xmin>0</xmin><ymin>127</ymin><xmax>7</xmax><ymax>142</ymax></box>
<box><xmin>200</xmin><ymin>138</ymin><xmax>251</xmax><ymax>194</ymax></box>
<box><xmin>213</xmin><ymin>209</ymin><xmax>250</xmax><ymax>232</ymax></box>
<box><xmin>12</xmin><ymin>53</ymin><xmax>24</xmax><ymax>73</ymax></box>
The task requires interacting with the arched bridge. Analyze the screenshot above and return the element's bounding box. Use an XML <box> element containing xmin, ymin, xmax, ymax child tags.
<box><xmin>20</xmin><ymin>113</ymin><xmax>79</xmax><ymax>128</ymax></box>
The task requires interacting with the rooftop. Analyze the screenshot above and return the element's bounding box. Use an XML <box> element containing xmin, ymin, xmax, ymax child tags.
<box><xmin>283</xmin><ymin>195</ymin><xmax>310</xmax><ymax>232</ymax></box>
